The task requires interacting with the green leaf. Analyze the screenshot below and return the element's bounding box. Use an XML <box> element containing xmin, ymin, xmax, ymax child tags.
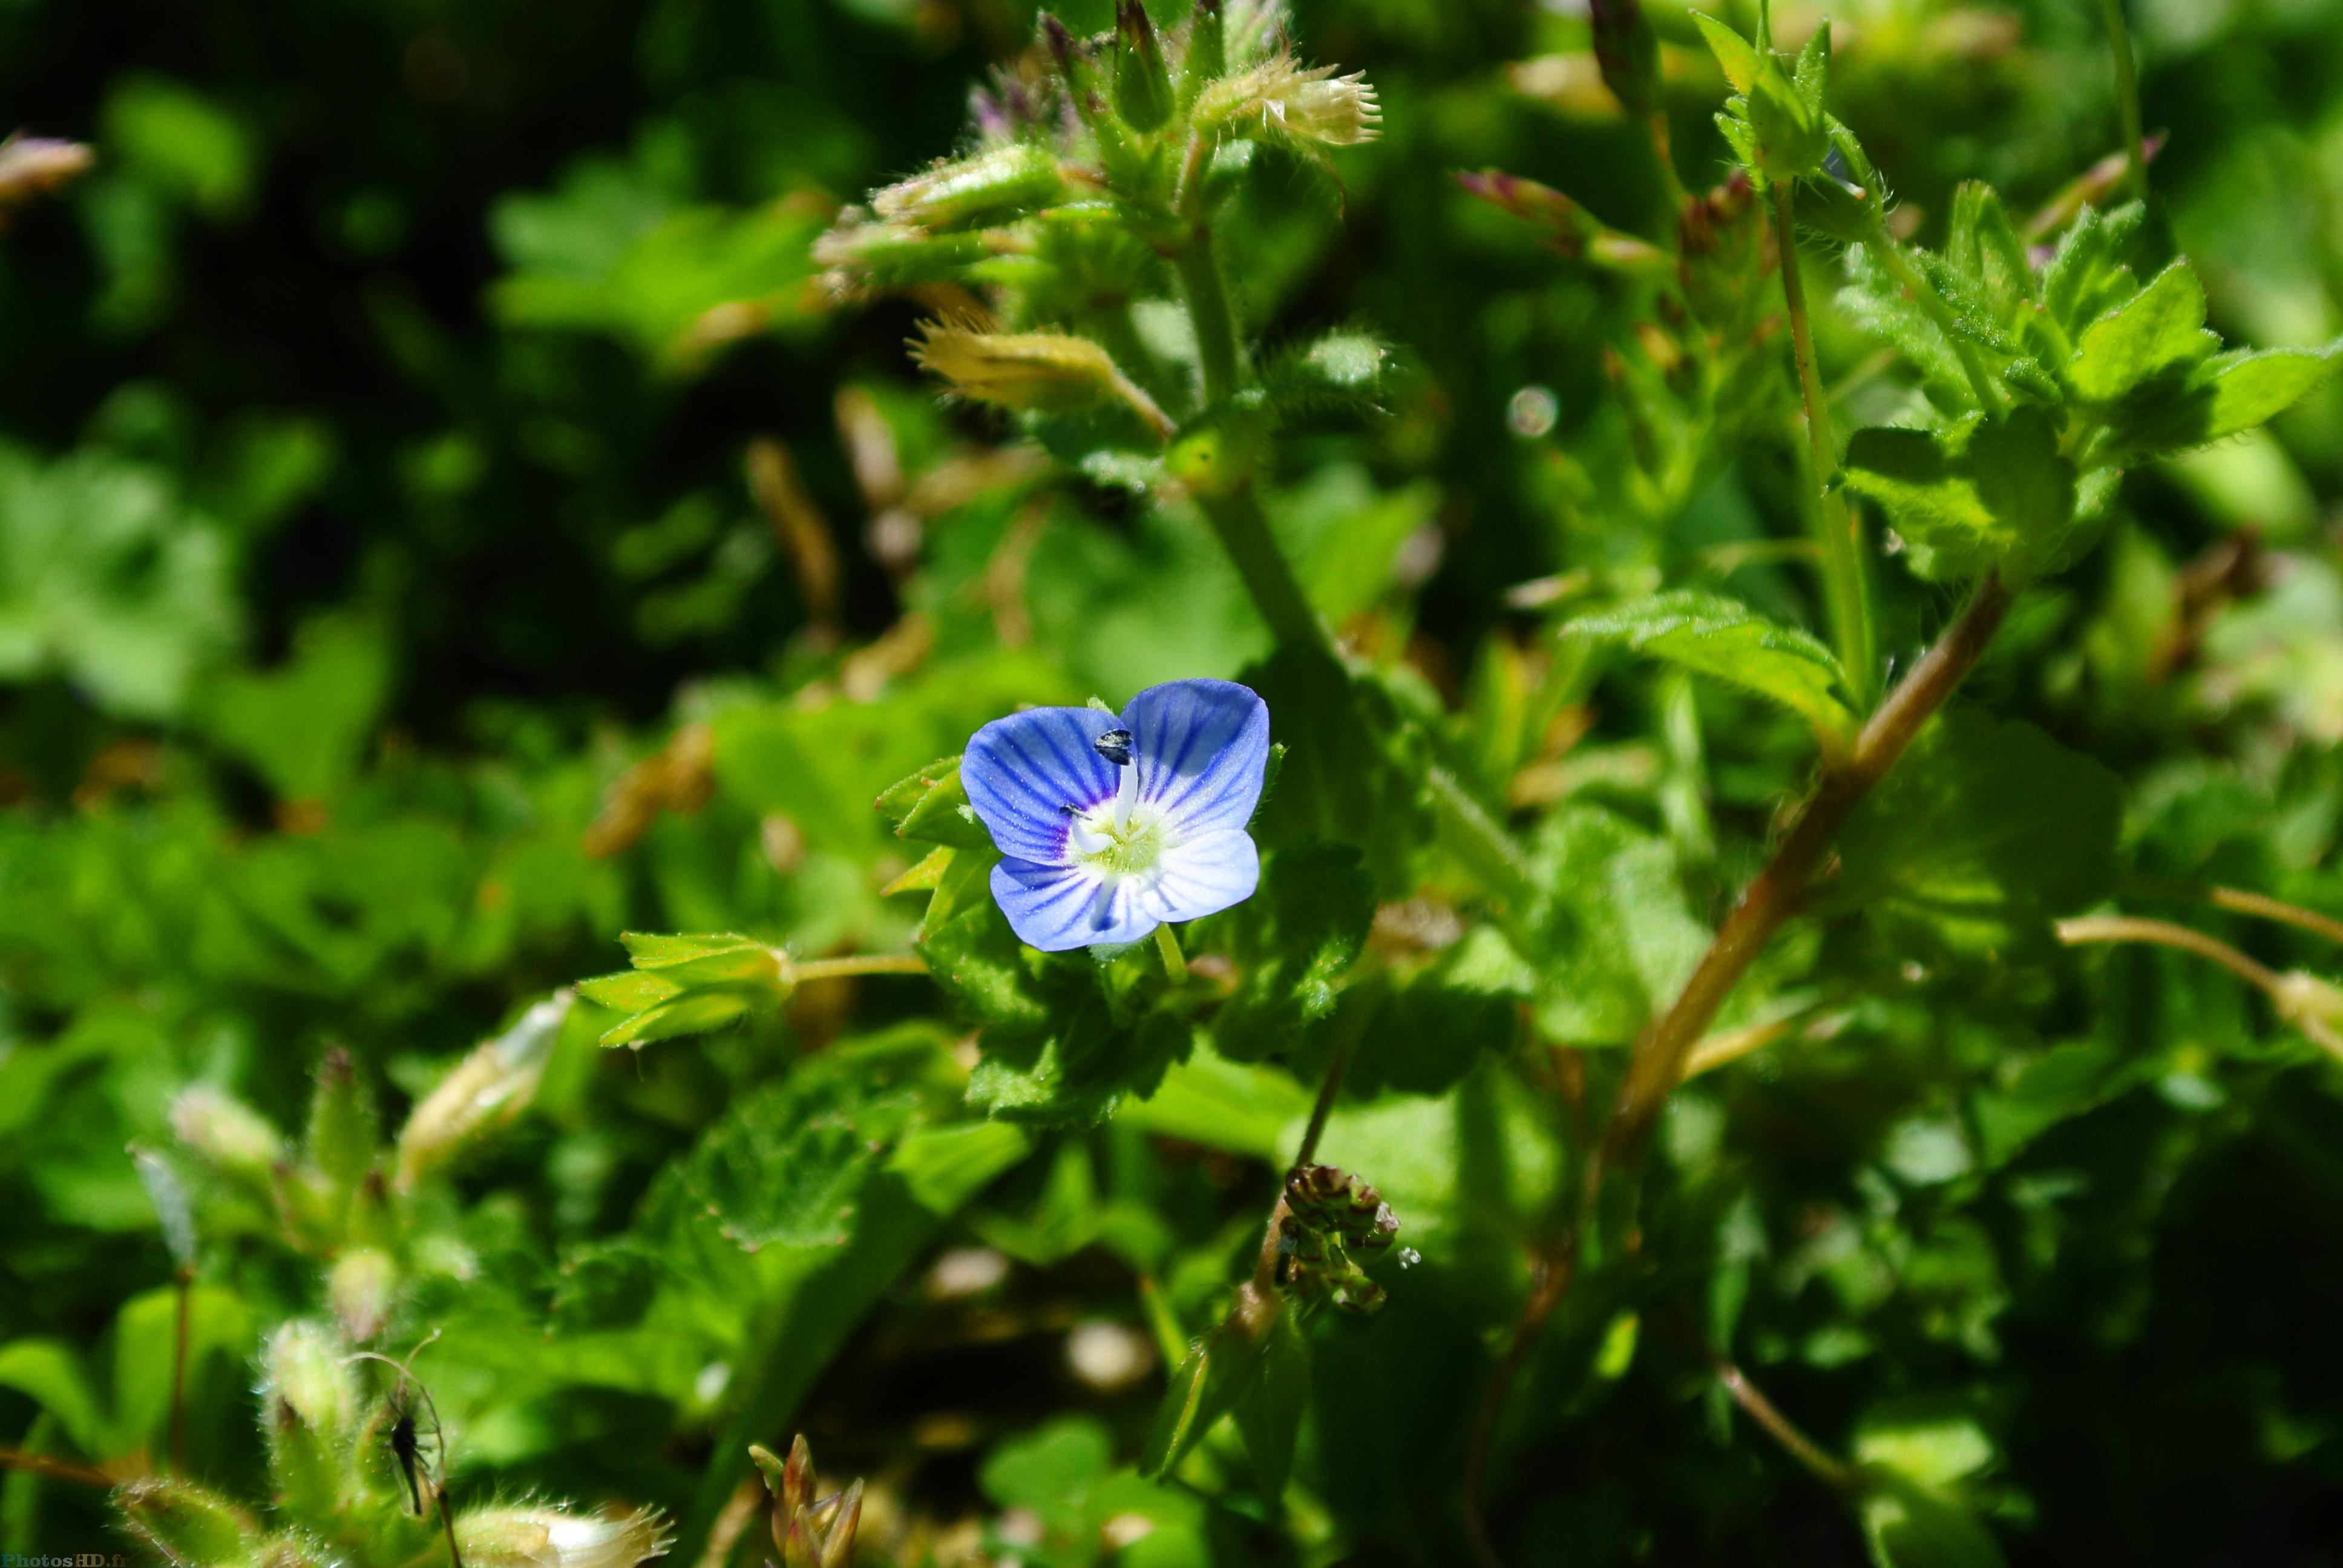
<box><xmin>1564</xmin><ymin>590</ymin><xmax>1854</xmax><ymax>740</ymax></box>
<box><xmin>2067</xmin><ymin>261</ymin><xmax>2218</xmax><ymax>402</ymax></box>
<box><xmin>1943</xmin><ymin>183</ymin><xmax>2032</xmax><ymax>332</ymax></box>
<box><xmin>1843</xmin><ymin>407</ymin><xmax>2082</xmax><ymax>582</ymax></box>
<box><xmin>1142</xmin><ymin>1308</ymin><xmax>1287</xmax><ymax>1481</ymax></box>
<box><xmin>1692</xmin><ymin>12</ymin><xmax>1763</xmax><ymax>93</ymax></box>
<box><xmin>2112</xmin><ymin>342</ymin><xmax>2343</xmax><ymax>460</ymax></box>
<box><xmin>618</xmin><ymin>930</ymin><xmax>782</xmax><ymax>984</ymax></box>
<box><xmin>0</xmin><ymin>1341</ymin><xmax>110</xmax><ymax>1459</ymax></box>
<box><xmin>1241</xmin><ymin>645</ymin><xmax>1434</xmax><ymax>896</ymax></box>
<box><xmin>2041</xmin><ymin>201</ymin><xmax>2146</xmax><ymax>337</ymax></box>
<box><xmin>886</xmin><ymin>760</ymin><xmax>994</xmax><ymax>851</ymax></box>
<box><xmin>1861</xmin><ymin>1473</ymin><xmax>2008</xmax><ymax>1568</ymax></box>
<box><xmin>1209</xmin><ymin>844</ymin><xmax>1377</xmax><ymax>1065</ymax></box>
<box><xmin>1525</xmin><ymin>806</ymin><xmax>1709</xmax><ymax>1045</ymax></box>
<box><xmin>1345</xmin><ymin>925</ymin><xmax>1528</xmax><ymax>1097</ymax></box>
<box><xmin>1836</xmin><ymin>710</ymin><xmax>2121</xmax><ymax>956</ymax></box>
<box><xmin>1231</xmin><ymin>1308</ymin><xmax>1310</xmax><ymax>1495</ymax></box>
<box><xmin>198</xmin><ymin>615</ymin><xmax>390</xmax><ymax>800</ymax></box>
<box><xmin>980</xmin><ymin>1417</ymin><xmax>1113</xmax><ymax>1538</ymax></box>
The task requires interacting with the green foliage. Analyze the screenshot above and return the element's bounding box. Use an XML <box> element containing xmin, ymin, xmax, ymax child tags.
<box><xmin>8</xmin><ymin>2</ymin><xmax>2343</xmax><ymax>1566</ymax></box>
<box><xmin>1837</xmin><ymin>711</ymin><xmax>2123</xmax><ymax>956</ymax></box>
<box><xmin>1564</xmin><ymin>590</ymin><xmax>1855</xmax><ymax>742</ymax></box>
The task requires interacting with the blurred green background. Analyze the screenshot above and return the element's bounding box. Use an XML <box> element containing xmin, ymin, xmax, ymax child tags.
<box><xmin>8</xmin><ymin>0</ymin><xmax>2343</xmax><ymax>1562</ymax></box>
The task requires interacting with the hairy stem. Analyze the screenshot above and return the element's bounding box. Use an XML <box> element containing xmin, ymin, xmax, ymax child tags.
<box><xmin>1250</xmin><ymin>1020</ymin><xmax>1362</xmax><ymax>1296</ymax></box>
<box><xmin>1175</xmin><ymin>234</ymin><xmax>1243</xmax><ymax>408</ymax></box>
<box><xmin>2098</xmin><ymin>0</ymin><xmax>2148</xmax><ymax>204</ymax></box>
<box><xmin>1194</xmin><ymin>486</ymin><xmax>1331</xmax><ymax>653</ymax></box>
<box><xmin>1866</xmin><ymin>212</ymin><xmax>2005</xmax><ymax>413</ymax></box>
<box><xmin>1770</xmin><ymin>183</ymin><xmax>1875</xmax><ymax>704</ymax></box>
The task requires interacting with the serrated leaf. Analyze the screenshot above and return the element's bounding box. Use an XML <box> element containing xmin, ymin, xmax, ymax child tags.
<box><xmin>1563</xmin><ymin>590</ymin><xmax>1854</xmax><ymax>740</ymax></box>
<box><xmin>893</xmin><ymin>763</ymin><xmax>993</xmax><ymax>850</ymax></box>
<box><xmin>1944</xmin><ymin>183</ymin><xmax>2032</xmax><ymax>331</ymax></box>
<box><xmin>618</xmin><ymin>930</ymin><xmax>781</xmax><ymax>984</ymax></box>
<box><xmin>2112</xmin><ymin>342</ymin><xmax>2343</xmax><ymax>460</ymax></box>
<box><xmin>875</xmin><ymin>754</ymin><xmax>961</xmax><ymax>829</ymax></box>
<box><xmin>1837</xmin><ymin>710</ymin><xmax>2121</xmax><ymax>956</ymax></box>
<box><xmin>1345</xmin><ymin>925</ymin><xmax>1529</xmax><ymax>1097</ymax></box>
<box><xmin>1843</xmin><ymin>407</ymin><xmax>2081</xmax><ymax>582</ymax></box>
<box><xmin>600</xmin><ymin>985</ymin><xmax>765</xmax><ymax>1047</ymax></box>
<box><xmin>2067</xmin><ymin>261</ymin><xmax>2218</xmax><ymax>402</ymax></box>
<box><xmin>1210</xmin><ymin>844</ymin><xmax>1377</xmax><ymax>1065</ymax></box>
<box><xmin>576</xmin><ymin>969</ymin><xmax>680</xmax><ymax>1014</ymax></box>
<box><xmin>2040</xmin><ymin>200</ymin><xmax>2146</xmax><ymax>336</ymax></box>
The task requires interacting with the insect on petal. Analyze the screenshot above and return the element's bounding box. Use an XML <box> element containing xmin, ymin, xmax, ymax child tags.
<box><xmin>963</xmin><ymin>706</ymin><xmax>1124</xmax><ymax>864</ymax></box>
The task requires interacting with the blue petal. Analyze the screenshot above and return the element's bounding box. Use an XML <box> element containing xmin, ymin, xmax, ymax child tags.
<box><xmin>963</xmin><ymin>707</ymin><xmax>1123</xmax><ymax>865</ymax></box>
<box><xmin>1138</xmin><ymin>828</ymin><xmax>1260</xmax><ymax>926</ymax></box>
<box><xmin>990</xmin><ymin>858</ymin><xmax>1157</xmax><ymax>950</ymax></box>
<box><xmin>1122</xmin><ymin>679</ymin><xmax>1270</xmax><ymax>840</ymax></box>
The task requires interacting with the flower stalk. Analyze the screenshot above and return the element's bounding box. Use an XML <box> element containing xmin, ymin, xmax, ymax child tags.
<box><xmin>1769</xmin><ymin>183</ymin><xmax>1875</xmax><ymax>704</ymax></box>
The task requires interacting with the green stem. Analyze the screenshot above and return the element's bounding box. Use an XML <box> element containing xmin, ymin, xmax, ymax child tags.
<box><xmin>1175</xmin><ymin>234</ymin><xmax>1242</xmax><ymax>407</ymax></box>
<box><xmin>1426</xmin><ymin>766</ymin><xmax>1540</xmax><ymax>920</ymax></box>
<box><xmin>1195</xmin><ymin>486</ymin><xmax>1330</xmax><ymax>654</ymax></box>
<box><xmin>1769</xmin><ymin>183</ymin><xmax>1875</xmax><ymax>705</ymax></box>
<box><xmin>1153</xmin><ymin>922</ymin><xmax>1187</xmax><ymax>984</ymax></box>
<box><xmin>2098</xmin><ymin>0</ymin><xmax>2148</xmax><ymax>205</ymax></box>
<box><xmin>1866</xmin><ymin>212</ymin><xmax>2004</xmax><ymax>413</ymax></box>
<box><xmin>791</xmin><ymin>953</ymin><xmax>929</xmax><ymax>982</ymax></box>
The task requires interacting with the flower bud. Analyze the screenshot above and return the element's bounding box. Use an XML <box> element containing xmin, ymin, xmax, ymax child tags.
<box><xmin>171</xmin><ymin>1085</ymin><xmax>286</xmax><ymax>1185</ymax></box>
<box><xmin>812</xmin><ymin>217</ymin><xmax>1003</xmax><ymax>295</ymax></box>
<box><xmin>0</xmin><ymin>135</ymin><xmax>94</xmax><ymax>211</ymax></box>
<box><xmin>455</xmin><ymin>1506</ymin><xmax>670</xmax><ymax>1568</ymax></box>
<box><xmin>870</xmin><ymin>142</ymin><xmax>1063</xmax><ymax>232</ymax></box>
<box><xmin>394</xmin><ymin>991</ymin><xmax>572</xmax><ymax>1192</ymax></box>
<box><xmin>1114</xmin><ymin>1</ymin><xmax>1175</xmax><ymax>133</ymax></box>
<box><xmin>261</xmin><ymin>1321</ymin><xmax>356</xmax><ymax>1518</ymax></box>
<box><xmin>117</xmin><ymin>1477</ymin><xmax>261</xmax><ymax>1566</ymax></box>
<box><xmin>304</xmin><ymin>1047</ymin><xmax>379</xmax><ymax>1201</ymax></box>
<box><xmin>1181</xmin><ymin>0</ymin><xmax>1225</xmax><ymax>98</ymax></box>
<box><xmin>1588</xmin><ymin>0</ymin><xmax>1659</xmax><ymax>118</ymax></box>
<box><xmin>750</xmin><ymin>1437</ymin><xmax>863</xmax><ymax>1568</ymax></box>
<box><xmin>328</xmin><ymin>1247</ymin><xmax>399</xmax><ymax>1342</ymax></box>
<box><xmin>1195</xmin><ymin>52</ymin><xmax>1381</xmax><ymax>148</ymax></box>
<box><xmin>913</xmin><ymin>320</ymin><xmax>1172</xmax><ymax>436</ymax></box>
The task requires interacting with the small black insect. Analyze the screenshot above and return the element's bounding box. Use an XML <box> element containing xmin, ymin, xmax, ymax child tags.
<box><xmin>1092</xmin><ymin>728</ymin><xmax>1133</xmax><ymax>766</ymax></box>
<box><xmin>388</xmin><ymin>1399</ymin><xmax>425</xmax><ymax>1515</ymax></box>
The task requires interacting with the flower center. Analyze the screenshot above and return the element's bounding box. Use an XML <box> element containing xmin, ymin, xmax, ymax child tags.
<box><xmin>1067</xmin><ymin>764</ymin><xmax>1168</xmax><ymax>877</ymax></box>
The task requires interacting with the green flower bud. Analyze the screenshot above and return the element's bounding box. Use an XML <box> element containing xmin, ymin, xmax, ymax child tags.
<box><xmin>913</xmin><ymin>319</ymin><xmax>1172</xmax><ymax>437</ymax></box>
<box><xmin>870</xmin><ymin>142</ymin><xmax>1063</xmax><ymax>232</ymax></box>
<box><xmin>750</xmin><ymin>1437</ymin><xmax>862</xmax><ymax>1568</ymax></box>
<box><xmin>117</xmin><ymin>1477</ymin><xmax>261</xmax><ymax>1567</ymax></box>
<box><xmin>393</xmin><ymin>991</ymin><xmax>571</xmax><ymax>1192</ymax></box>
<box><xmin>261</xmin><ymin>1321</ymin><xmax>356</xmax><ymax>1520</ymax></box>
<box><xmin>1181</xmin><ymin>0</ymin><xmax>1225</xmax><ymax>103</ymax></box>
<box><xmin>328</xmin><ymin>1247</ymin><xmax>399</xmax><ymax>1342</ymax></box>
<box><xmin>1114</xmin><ymin>1</ymin><xmax>1175</xmax><ymax>133</ymax></box>
<box><xmin>1195</xmin><ymin>51</ymin><xmax>1381</xmax><ymax>149</ymax></box>
<box><xmin>456</xmin><ymin>1506</ymin><xmax>670</xmax><ymax>1568</ymax></box>
<box><xmin>170</xmin><ymin>1085</ymin><xmax>286</xmax><ymax>1186</ymax></box>
<box><xmin>303</xmin><ymin>1047</ymin><xmax>378</xmax><ymax>1203</ymax></box>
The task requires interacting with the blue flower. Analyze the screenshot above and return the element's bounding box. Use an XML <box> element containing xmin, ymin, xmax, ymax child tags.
<box><xmin>962</xmin><ymin>679</ymin><xmax>1271</xmax><ymax>951</ymax></box>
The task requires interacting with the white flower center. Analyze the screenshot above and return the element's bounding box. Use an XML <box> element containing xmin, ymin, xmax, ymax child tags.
<box><xmin>1067</xmin><ymin>765</ymin><xmax>1170</xmax><ymax>878</ymax></box>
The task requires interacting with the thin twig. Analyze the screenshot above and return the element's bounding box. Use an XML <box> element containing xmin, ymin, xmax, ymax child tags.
<box><xmin>0</xmin><ymin>1446</ymin><xmax>112</xmax><ymax>1488</ymax></box>
<box><xmin>1710</xmin><ymin>1348</ymin><xmax>1856</xmax><ymax>1492</ymax></box>
<box><xmin>2097</xmin><ymin>0</ymin><xmax>2149</xmax><ymax>205</ymax></box>
<box><xmin>2057</xmin><ymin>914</ymin><xmax>2343</xmax><ymax>1061</ymax></box>
<box><xmin>2125</xmin><ymin>879</ymin><xmax>2343</xmax><ymax>951</ymax></box>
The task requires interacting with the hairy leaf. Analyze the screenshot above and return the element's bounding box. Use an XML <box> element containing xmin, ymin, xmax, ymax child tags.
<box><xmin>1564</xmin><ymin>590</ymin><xmax>1853</xmax><ymax>740</ymax></box>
